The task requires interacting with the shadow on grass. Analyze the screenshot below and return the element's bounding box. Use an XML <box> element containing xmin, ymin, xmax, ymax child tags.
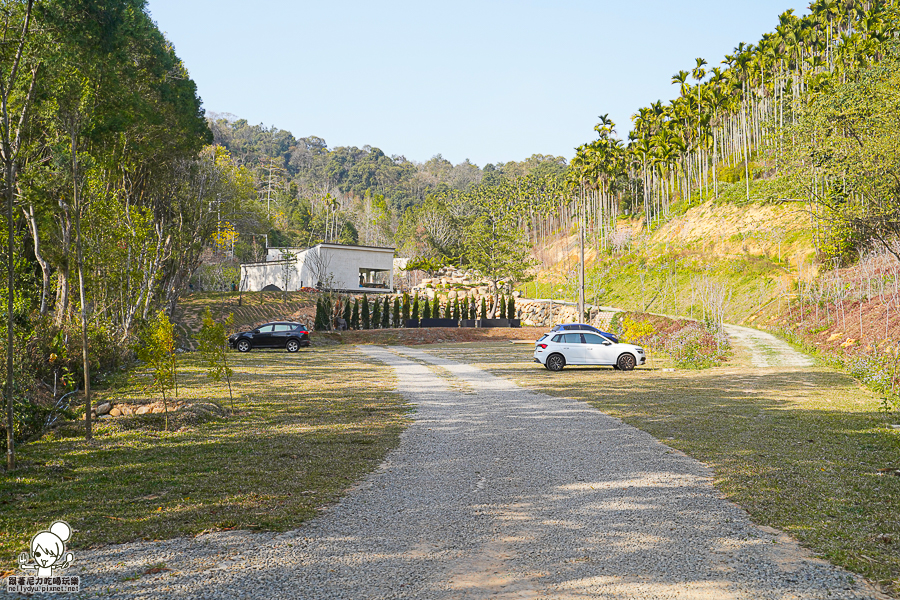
<box><xmin>431</xmin><ymin>344</ymin><xmax>900</xmax><ymax>594</ymax></box>
<box><xmin>0</xmin><ymin>346</ymin><xmax>408</xmax><ymax>571</ymax></box>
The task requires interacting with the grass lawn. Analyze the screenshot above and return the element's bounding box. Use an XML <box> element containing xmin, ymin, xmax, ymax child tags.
<box><xmin>0</xmin><ymin>345</ymin><xmax>409</xmax><ymax>573</ymax></box>
<box><xmin>429</xmin><ymin>341</ymin><xmax>900</xmax><ymax>596</ymax></box>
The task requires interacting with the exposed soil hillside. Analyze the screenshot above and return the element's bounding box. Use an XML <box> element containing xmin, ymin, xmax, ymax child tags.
<box><xmin>172</xmin><ymin>291</ymin><xmax>319</xmax><ymax>349</ymax></box>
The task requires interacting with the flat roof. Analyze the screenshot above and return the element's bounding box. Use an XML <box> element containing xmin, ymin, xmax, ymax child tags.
<box><xmin>317</xmin><ymin>243</ymin><xmax>395</xmax><ymax>252</ymax></box>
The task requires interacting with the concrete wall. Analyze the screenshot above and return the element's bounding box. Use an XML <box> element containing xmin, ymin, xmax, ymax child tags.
<box><xmin>240</xmin><ymin>244</ymin><xmax>394</xmax><ymax>292</ymax></box>
<box><xmin>240</xmin><ymin>260</ymin><xmax>303</xmax><ymax>291</ymax></box>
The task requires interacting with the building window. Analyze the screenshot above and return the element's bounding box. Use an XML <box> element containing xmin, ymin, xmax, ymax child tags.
<box><xmin>359</xmin><ymin>268</ymin><xmax>389</xmax><ymax>289</ymax></box>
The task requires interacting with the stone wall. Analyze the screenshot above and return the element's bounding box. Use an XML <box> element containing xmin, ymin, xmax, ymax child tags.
<box><xmin>405</xmin><ymin>266</ymin><xmax>618</xmax><ymax>330</ymax></box>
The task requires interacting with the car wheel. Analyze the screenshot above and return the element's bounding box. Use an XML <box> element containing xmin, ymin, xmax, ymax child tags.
<box><xmin>617</xmin><ymin>353</ymin><xmax>636</xmax><ymax>371</ymax></box>
<box><xmin>286</xmin><ymin>339</ymin><xmax>300</xmax><ymax>353</ymax></box>
<box><xmin>546</xmin><ymin>353</ymin><xmax>565</xmax><ymax>372</ymax></box>
<box><xmin>236</xmin><ymin>339</ymin><xmax>251</xmax><ymax>353</ymax></box>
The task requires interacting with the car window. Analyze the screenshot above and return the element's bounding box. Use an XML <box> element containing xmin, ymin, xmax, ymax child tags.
<box><xmin>537</xmin><ymin>334</ymin><xmax>548</xmax><ymax>342</ymax></box>
<box><xmin>563</xmin><ymin>333</ymin><xmax>583</xmax><ymax>344</ymax></box>
<box><xmin>551</xmin><ymin>334</ymin><xmax>563</xmax><ymax>343</ymax></box>
<box><xmin>256</xmin><ymin>325</ymin><xmax>274</xmax><ymax>333</ymax></box>
<box><xmin>273</xmin><ymin>324</ymin><xmax>293</xmax><ymax>332</ymax></box>
<box><xmin>583</xmin><ymin>333</ymin><xmax>607</xmax><ymax>344</ymax></box>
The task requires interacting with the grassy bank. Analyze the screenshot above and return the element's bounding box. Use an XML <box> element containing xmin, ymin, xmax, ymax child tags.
<box><xmin>0</xmin><ymin>345</ymin><xmax>409</xmax><ymax>573</ymax></box>
<box><xmin>430</xmin><ymin>342</ymin><xmax>900</xmax><ymax>596</ymax></box>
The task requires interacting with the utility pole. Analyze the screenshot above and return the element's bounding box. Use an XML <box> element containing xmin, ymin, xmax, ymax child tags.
<box><xmin>266</xmin><ymin>166</ymin><xmax>272</xmax><ymax>218</ymax></box>
<box><xmin>578</xmin><ymin>184</ymin><xmax>586</xmax><ymax>322</ymax></box>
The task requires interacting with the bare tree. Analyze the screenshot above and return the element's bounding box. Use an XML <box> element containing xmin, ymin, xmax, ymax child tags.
<box><xmin>307</xmin><ymin>247</ymin><xmax>334</xmax><ymax>291</ymax></box>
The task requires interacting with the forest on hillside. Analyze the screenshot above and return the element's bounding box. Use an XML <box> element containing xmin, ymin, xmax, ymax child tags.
<box><xmin>3</xmin><ymin>0</ymin><xmax>900</xmax><ymax>461</ymax></box>
<box><xmin>206</xmin><ymin>114</ymin><xmax>568</xmax><ymax>259</ymax></box>
<box><xmin>206</xmin><ymin>0</ymin><xmax>900</xmax><ymax>282</ymax></box>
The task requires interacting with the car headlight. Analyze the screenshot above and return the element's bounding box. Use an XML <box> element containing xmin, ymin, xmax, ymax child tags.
<box><xmin>636</xmin><ymin>348</ymin><xmax>645</xmax><ymax>354</ymax></box>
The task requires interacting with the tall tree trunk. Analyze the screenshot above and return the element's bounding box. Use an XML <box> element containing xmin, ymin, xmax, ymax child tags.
<box><xmin>72</xmin><ymin>134</ymin><xmax>91</xmax><ymax>440</ymax></box>
<box><xmin>23</xmin><ymin>203</ymin><xmax>50</xmax><ymax>314</ymax></box>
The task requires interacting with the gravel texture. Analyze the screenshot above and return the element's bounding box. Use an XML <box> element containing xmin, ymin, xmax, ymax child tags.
<box><xmin>36</xmin><ymin>345</ymin><xmax>884</xmax><ymax>599</ymax></box>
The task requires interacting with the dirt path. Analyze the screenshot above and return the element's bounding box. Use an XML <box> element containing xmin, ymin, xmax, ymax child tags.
<box><xmin>724</xmin><ymin>324</ymin><xmax>814</xmax><ymax>368</ymax></box>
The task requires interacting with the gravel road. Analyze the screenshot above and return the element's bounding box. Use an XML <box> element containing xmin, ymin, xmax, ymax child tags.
<box><xmin>47</xmin><ymin>345</ymin><xmax>882</xmax><ymax>599</ymax></box>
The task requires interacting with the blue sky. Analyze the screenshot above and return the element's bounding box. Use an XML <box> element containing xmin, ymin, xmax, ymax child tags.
<box><xmin>145</xmin><ymin>0</ymin><xmax>809</xmax><ymax>166</ymax></box>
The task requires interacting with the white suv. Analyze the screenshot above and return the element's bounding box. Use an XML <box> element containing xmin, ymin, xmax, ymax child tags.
<box><xmin>534</xmin><ymin>331</ymin><xmax>645</xmax><ymax>371</ymax></box>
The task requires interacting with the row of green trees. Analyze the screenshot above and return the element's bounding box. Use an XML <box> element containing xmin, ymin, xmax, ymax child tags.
<box><xmin>569</xmin><ymin>0</ymin><xmax>900</xmax><ymax>263</ymax></box>
<box><xmin>0</xmin><ymin>1</ymin><xmax>257</xmax><ymax>469</ymax></box>
<box><xmin>313</xmin><ymin>294</ymin><xmax>517</xmax><ymax>331</ymax></box>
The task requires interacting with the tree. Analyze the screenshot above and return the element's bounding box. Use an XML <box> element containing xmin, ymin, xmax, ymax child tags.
<box><xmin>508</xmin><ymin>296</ymin><xmax>516</xmax><ymax>320</ymax></box>
<box><xmin>382</xmin><ymin>296</ymin><xmax>390</xmax><ymax>328</ymax></box>
<box><xmin>137</xmin><ymin>310</ymin><xmax>177</xmax><ymax>431</ymax></box>
<box><xmin>197</xmin><ymin>309</ymin><xmax>235</xmax><ymax>414</ymax></box>
<box><xmin>371</xmin><ymin>296</ymin><xmax>380</xmax><ymax>329</ymax></box>
<box><xmin>464</xmin><ymin>216</ymin><xmax>535</xmax><ymax>317</ymax></box>
<box><xmin>412</xmin><ymin>295</ymin><xmax>419</xmax><ymax>320</ymax></box>
<box><xmin>422</xmin><ymin>298</ymin><xmax>430</xmax><ymax>321</ymax></box>
<box><xmin>351</xmin><ymin>298</ymin><xmax>360</xmax><ymax>330</ymax></box>
<box><xmin>452</xmin><ymin>297</ymin><xmax>460</xmax><ymax>320</ymax></box>
<box><xmin>788</xmin><ymin>43</ymin><xmax>900</xmax><ymax>262</ymax></box>
<box><xmin>342</xmin><ymin>296</ymin><xmax>351</xmax><ymax>326</ymax></box>
<box><xmin>361</xmin><ymin>295</ymin><xmax>370</xmax><ymax>329</ymax></box>
<box><xmin>1</xmin><ymin>0</ymin><xmax>37</xmax><ymax>470</ymax></box>
<box><xmin>443</xmin><ymin>298</ymin><xmax>452</xmax><ymax>319</ymax></box>
<box><xmin>499</xmin><ymin>294</ymin><xmax>507</xmax><ymax>319</ymax></box>
<box><xmin>393</xmin><ymin>297</ymin><xmax>401</xmax><ymax>328</ymax></box>
<box><xmin>480</xmin><ymin>297</ymin><xmax>487</xmax><ymax>319</ymax></box>
<box><xmin>314</xmin><ymin>298</ymin><xmax>325</xmax><ymax>331</ymax></box>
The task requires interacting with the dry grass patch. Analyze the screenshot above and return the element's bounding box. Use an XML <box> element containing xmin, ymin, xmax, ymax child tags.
<box><xmin>0</xmin><ymin>346</ymin><xmax>408</xmax><ymax>572</ymax></box>
<box><xmin>429</xmin><ymin>341</ymin><xmax>900</xmax><ymax>596</ymax></box>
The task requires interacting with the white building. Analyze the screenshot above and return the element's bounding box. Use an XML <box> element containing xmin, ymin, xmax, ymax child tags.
<box><xmin>239</xmin><ymin>243</ymin><xmax>395</xmax><ymax>292</ymax></box>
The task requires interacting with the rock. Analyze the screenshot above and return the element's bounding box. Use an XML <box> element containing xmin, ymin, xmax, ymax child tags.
<box><xmin>152</xmin><ymin>406</ymin><xmax>166</xmax><ymax>414</ymax></box>
<box><xmin>109</xmin><ymin>407</ymin><xmax>122</xmax><ymax>417</ymax></box>
<box><xmin>121</xmin><ymin>406</ymin><xmax>134</xmax><ymax>416</ymax></box>
<box><xmin>135</xmin><ymin>406</ymin><xmax>152</xmax><ymax>415</ymax></box>
<box><xmin>95</xmin><ymin>402</ymin><xmax>112</xmax><ymax>416</ymax></box>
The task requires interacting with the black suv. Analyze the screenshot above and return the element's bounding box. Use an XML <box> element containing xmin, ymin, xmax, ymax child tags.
<box><xmin>228</xmin><ymin>321</ymin><xmax>310</xmax><ymax>353</ymax></box>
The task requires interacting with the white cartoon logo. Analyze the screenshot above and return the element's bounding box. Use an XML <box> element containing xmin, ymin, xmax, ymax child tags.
<box><xmin>18</xmin><ymin>521</ymin><xmax>75</xmax><ymax>577</ymax></box>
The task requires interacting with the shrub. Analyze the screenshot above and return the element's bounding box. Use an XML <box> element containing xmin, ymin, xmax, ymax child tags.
<box><xmin>393</xmin><ymin>297</ymin><xmax>400</xmax><ymax>327</ymax></box>
<box><xmin>422</xmin><ymin>298</ymin><xmax>430</xmax><ymax>320</ymax></box>
<box><xmin>499</xmin><ymin>295</ymin><xmax>507</xmax><ymax>319</ymax></box>
<box><xmin>351</xmin><ymin>299</ymin><xmax>360</xmax><ymax>330</ymax></box>
<box><xmin>371</xmin><ymin>296</ymin><xmax>381</xmax><ymax>329</ymax></box>
<box><xmin>361</xmin><ymin>295</ymin><xmax>370</xmax><ymax>330</ymax></box>
<box><xmin>508</xmin><ymin>296</ymin><xmax>515</xmax><ymax>319</ymax></box>
<box><xmin>342</xmin><ymin>296</ymin><xmax>351</xmax><ymax>325</ymax></box>
<box><xmin>664</xmin><ymin>324</ymin><xmax>729</xmax><ymax>369</ymax></box>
